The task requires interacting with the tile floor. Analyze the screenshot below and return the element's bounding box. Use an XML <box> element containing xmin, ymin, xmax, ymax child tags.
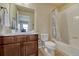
<box><xmin>38</xmin><ymin>48</ymin><xmax>65</xmax><ymax>56</ymax></box>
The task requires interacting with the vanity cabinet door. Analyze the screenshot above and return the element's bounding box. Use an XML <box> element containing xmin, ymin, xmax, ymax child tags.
<box><xmin>3</xmin><ymin>43</ymin><xmax>20</xmax><ymax>56</ymax></box>
<box><xmin>26</xmin><ymin>41</ymin><xmax>38</xmax><ymax>56</ymax></box>
<box><xmin>20</xmin><ymin>41</ymin><xmax>38</xmax><ymax>56</ymax></box>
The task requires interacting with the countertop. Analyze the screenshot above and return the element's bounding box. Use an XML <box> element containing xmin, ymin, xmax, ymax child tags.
<box><xmin>0</xmin><ymin>32</ymin><xmax>38</xmax><ymax>36</ymax></box>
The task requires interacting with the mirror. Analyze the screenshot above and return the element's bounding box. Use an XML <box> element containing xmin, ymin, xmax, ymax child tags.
<box><xmin>15</xmin><ymin>5</ymin><xmax>34</xmax><ymax>32</ymax></box>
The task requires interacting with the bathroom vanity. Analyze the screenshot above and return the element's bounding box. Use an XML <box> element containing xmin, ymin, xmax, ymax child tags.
<box><xmin>0</xmin><ymin>33</ymin><xmax>38</xmax><ymax>56</ymax></box>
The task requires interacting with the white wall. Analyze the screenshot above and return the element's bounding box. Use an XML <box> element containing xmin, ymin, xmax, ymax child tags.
<box><xmin>35</xmin><ymin>7</ymin><xmax>50</xmax><ymax>34</ymax></box>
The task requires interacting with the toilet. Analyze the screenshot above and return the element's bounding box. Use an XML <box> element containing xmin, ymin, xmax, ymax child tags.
<box><xmin>40</xmin><ymin>34</ymin><xmax>56</xmax><ymax>56</ymax></box>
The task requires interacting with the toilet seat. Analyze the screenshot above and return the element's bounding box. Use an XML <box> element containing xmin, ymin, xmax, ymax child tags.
<box><xmin>45</xmin><ymin>41</ymin><xmax>56</xmax><ymax>50</ymax></box>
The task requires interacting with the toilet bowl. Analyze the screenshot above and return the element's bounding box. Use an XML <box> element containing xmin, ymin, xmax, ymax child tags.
<box><xmin>45</xmin><ymin>41</ymin><xmax>56</xmax><ymax>50</ymax></box>
<box><xmin>40</xmin><ymin>34</ymin><xmax>56</xmax><ymax>56</ymax></box>
<box><xmin>45</xmin><ymin>41</ymin><xmax>56</xmax><ymax>55</ymax></box>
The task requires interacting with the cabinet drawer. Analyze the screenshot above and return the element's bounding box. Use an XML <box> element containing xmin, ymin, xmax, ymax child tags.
<box><xmin>29</xmin><ymin>35</ymin><xmax>38</xmax><ymax>41</ymax></box>
<box><xmin>3</xmin><ymin>36</ymin><xmax>15</xmax><ymax>44</ymax></box>
<box><xmin>15</xmin><ymin>35</ymin><xmax>28</xmax><ymax>42</ymax></box>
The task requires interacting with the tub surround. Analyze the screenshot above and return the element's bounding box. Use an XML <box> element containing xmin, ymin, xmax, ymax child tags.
<box><xmin>0</xmin><ymin>32</ymin><xmax>38</xmax><ymax>56</ymax></box>
<box><xmin>54</xmin><ymin>40</ymin><xmax>79</xmax><ymax>56</ymax></box>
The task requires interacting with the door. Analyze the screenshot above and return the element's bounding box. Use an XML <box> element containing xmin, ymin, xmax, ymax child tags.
<box><xmin>3</xmin><ymin>43</ymin><xmax>20</xmax><ymax>56</ymax></box>
<box><xmin>20</xmin><ymin>41</ymin><xmax>38</xmax><ymax>56</ymax></box>
<box><xmin>26</xmin><ymin>41</ymin><xmax>38</xmax><ymax>56</ymax></box>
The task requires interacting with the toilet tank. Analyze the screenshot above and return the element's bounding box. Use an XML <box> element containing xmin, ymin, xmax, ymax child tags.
<box><xmin>40</xmin><ymin>34</ymin><xmax>48</xmax><ymax>41</ymax></box>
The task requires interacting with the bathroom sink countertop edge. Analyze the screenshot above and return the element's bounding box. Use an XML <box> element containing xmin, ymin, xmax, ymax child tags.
<box><xmin>0</xmin><ymin>32</ymin><xmax>38</xmax><ymax>36</ymax></box>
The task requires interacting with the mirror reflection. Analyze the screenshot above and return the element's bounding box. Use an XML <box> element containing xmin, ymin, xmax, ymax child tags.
<box><xmin>8</xmin><ymin>4</ymin><xmax>35</xmax><ymax>33</ymax></box>
<box><xmin>16</xmin><ymin>5</ymin><xmax>34</xmax><ymax>32</ymax></box>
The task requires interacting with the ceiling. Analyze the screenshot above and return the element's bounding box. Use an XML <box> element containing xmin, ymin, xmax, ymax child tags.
<box><xmin>15</xmin><ymin>3</ymin><xmax>66</xmax><ymax>12</ymax></box>
<box><xmin>27</xmin><ymin>3</ymin><xmax>66</xmax><ymax>8</ymax></box>
<box><xmin>30</xmin><ymin>3</ymin><xmax>65</xmax><ymax>7</ymax></box>
<box><xmin>15</xmin><ymin>4</ymin><xmax>34</xmax><ymax>13</ymax></box>
<box><xmin>15</xmin><ymin>3</ymin><xmax>65</xmax><ymax>8</ymax></box>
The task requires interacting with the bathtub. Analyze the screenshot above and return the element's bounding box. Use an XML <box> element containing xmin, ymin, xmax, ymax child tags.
<box><xmin>53</xmin><ymin>40</ymin><xmax>79</xmax><ymax>56</ymax></box>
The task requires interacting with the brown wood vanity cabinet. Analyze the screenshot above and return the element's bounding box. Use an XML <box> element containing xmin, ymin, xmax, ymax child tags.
<box><xmin>0</xmin><ymin>34</ymin><xmax>38</xmax><ymax>56</ymax></box>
